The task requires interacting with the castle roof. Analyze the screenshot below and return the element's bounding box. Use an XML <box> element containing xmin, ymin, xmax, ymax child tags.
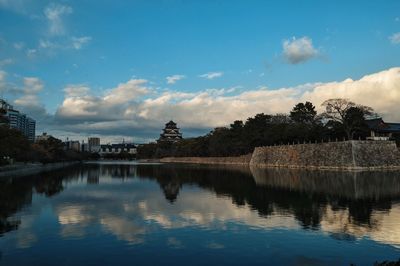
<box><xmin>158</xmin><ymin>120</ymin><xmax>183</xmax><ymax>142</ymax></box>
<box><xmin>166</xmin><ymin>120</ymin><xmax>176</xmax><ymax>126</ymax></box>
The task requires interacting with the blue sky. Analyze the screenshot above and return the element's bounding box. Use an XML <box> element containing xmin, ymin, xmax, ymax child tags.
<box><xmin>0</xmin><ymin>0</ymin><xmax>399</xmax><ymax>142</ymax></box>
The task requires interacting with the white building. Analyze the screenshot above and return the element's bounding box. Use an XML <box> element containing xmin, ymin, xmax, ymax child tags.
<box><xmin>1</xmin><ymin>99</ymin><xmax>36</xmax><ymax>142</ymax></box>
<box><xmin>100</xmin><ymin>143</ymin><xmax>137</xmax><ymax>155</ymax></box>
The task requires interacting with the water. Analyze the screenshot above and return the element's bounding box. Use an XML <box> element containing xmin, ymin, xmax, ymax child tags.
<box><xmin>0</xmin><ymin>162</ymin><xmax>400</xmax><ymax>265</ymax></box>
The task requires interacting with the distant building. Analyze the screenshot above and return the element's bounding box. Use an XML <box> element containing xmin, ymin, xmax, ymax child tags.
<box><xmin>158</xmin><ymin>120</ymin><xmax>183</xmax><ymax>143</ymax></box>
<box><xmin>366</xmin><ymin>118</ymin><xmax>400</xmax><ymax>140</ymax></box>
<box><xmin>0</xmin><ymin>99</ymin><xmax>36</xmax><ymax>142</ymax></box>
<box><xmin>100</xmin><ymin>143</ymin><xmax>137</xmax><ymax>155</ymax></box>
<box><xmin>88</xmin><ymin>137</ymin><xmax>101</xmax><ymax>153</ymax></box>
<box><xmin>36</xmin><ymin>132</ymin><xmax>52</xmax><ymax>142</ymax></box>
<box><xmin>26</xmin><ymin>118</ymin><xmax>36</xmax><ymax>142</ymax></box>
<box><xmin>64</xmin><ymin>140</ymin><xmax>81</xmax><ymax>152</ymax></box>
<box><xmin>81</xmin><ymin>142</ymin><xmax>89</xmax><ymax>152</ymax></box>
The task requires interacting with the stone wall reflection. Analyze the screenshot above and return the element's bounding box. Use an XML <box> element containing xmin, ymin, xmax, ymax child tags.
<box><xmin>250</xmin><ymin>167</ymin><xmax>400</xmax><ymax>200</ymax></box>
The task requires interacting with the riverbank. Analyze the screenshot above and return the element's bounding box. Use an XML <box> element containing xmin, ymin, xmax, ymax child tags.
<box><xmin>143</xmin><ymin>141</ymin><xmax>400</xmax><ymax>171</ymax></box>
<box><xmin>0</xmin><ymin>161</ymin><xmax>80</xmax><ymax>178</ymax></box>
<box><xmin>158</xmin><ymin>154</ymin><xmax>252</xmax><ymax>165</ymax></box>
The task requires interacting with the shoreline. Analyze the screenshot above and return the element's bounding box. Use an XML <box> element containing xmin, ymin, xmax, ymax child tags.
<box><xmin>0</xmin><ymin>161</ymin><xmax>80</xmax><ymax>178</ymax></box>
<box><xmin>139</xmin><ymin>140</ymin><xmax>400</xmax><ymax>171</ymax></box>
<box><xmin>146</xmin><ymin>157</ymin><xmax>400</xmax><ymax>171</ymax></box>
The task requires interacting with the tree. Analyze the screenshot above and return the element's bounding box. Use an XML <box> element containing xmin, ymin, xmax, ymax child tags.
<box><xmin>271</xmin><ymin>113</ymin><xmax>291</xmax><ymax>124</ymax></box>
<box><xmin>34</xmin><ymin>136</ymin><xmax>66</xmax><ymax>163</ymax></box>
<box><xmin>343</xmin><ymin>107</ymin><xmax>369</xmax><ymax>139</ymax></box>
<box><xmin>321</xmin><ymin>99</ymin><xmax>374</xmax><ymax>139</ymax></box>
<box><xmin>290</xmin><ymin>102</ymin><xmax>317</xmax><ymax>124</ymax></box>
<box><xmin>0</xmin><ymin>125</ymin><xmax>31</xmax><ymax>164</ymax></box>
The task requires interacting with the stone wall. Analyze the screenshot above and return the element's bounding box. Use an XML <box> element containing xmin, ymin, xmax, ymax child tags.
<box><xmin>159</xmin><ymin>154</ymin><xmax>252</xmax><ymax>165</ymax></box>
<box><xmin>250</xmin><ymin>140</ymin><xmax>400</xmax><ymax>170</ymax></box>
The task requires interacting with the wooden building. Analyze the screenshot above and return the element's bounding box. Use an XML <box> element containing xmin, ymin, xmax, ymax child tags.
<box><xmin>366</xmin><ymin>118</ymin><xmax>400</xmax><ymax>140</ymax></box>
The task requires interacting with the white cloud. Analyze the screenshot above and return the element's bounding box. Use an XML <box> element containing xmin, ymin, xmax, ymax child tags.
<box><xmin>39</xmin><ymin>39</ymin><xmax>57</xmax><ymax>49</ymax></box>
<box><xmin>14</xmin><ymin>77</ymin><xmax>44</xmax><ymax>107</ymax></box>
<box><xmin>64</xmin><ymin>85</ymin><xmax>90</xmax><ymax>97</ymax></box>
<box><xmin>0</xmin><ymin>0</ymin><xmax>29</xmax><ymax>13</ymax></box>
<box><xmin>199</xmin><ymin>72</ymin><xmax>223</xmax><ymax>80</ymax></box>
<box><xmin>13</xmin><ymin>42</ymin><xmax>25</xmax><ymax>50</ymax></box>
<box><xmin>71</xmin><ymin>36</ymin><xmax>92</xmax><ymax>50</ymax></box>
<box><xmin>0</xmin><ymin>58</ymin><xmax>14</xmax><ymax>66</ymax></box>
<box><xmin>389</xmin><ymin>32</ymin><xmax>400</xmax><ymax>44</ymax></box>
<box><xmin>26</xmin><ymin>48</ymin><xmax>37</xmax><ymax>58</ymax></box>
<box><xmin>14</xmin><ymin>94</ymin><xmax>41</xmax><ymax>108</ymax></box>
<box><xmin>12</xmin><ymin>76</ymin><xmax>50</xmax><ymax>125</ymax></box>
<box><xmin>44</xmin><ymin>3</ymin><xmax>73</xmax><ymax>36</ymax></box>
<box><xmin>56</xmin><ymin>79</ymin><xmax>150</xmax><ymax>120</ymax></box>
<box><xmin>302</xmin><ymin>67</ymin><xmax>400</xmax><ymax>121</ymax></box>
<box><xmin>166</xmin><ymin>75</ymin><xmax>185</xmax><ymax>84</ymax></box>
<box><xmin>283</xmin><ymin>36</ymin><xmax>319</xmax><ymax>64</ymax></box>
<box><xmin>53</xmin><ymin>67</ymin><xmax>400</xmax><ymax>140</ymax></box>
<box><xmin>23</xmin><ymin>77</ymin><xmax>43</xmax><ymax>93</ymax></box>
<box><xmin>34</xmin><ymin>36</ymin><xmax>92</xmax><ymax>54</ymax></box>
<box><xmin>103</xmin><ymin>79</ymin><xmax>149</xmax><ymax>104</ymax></box>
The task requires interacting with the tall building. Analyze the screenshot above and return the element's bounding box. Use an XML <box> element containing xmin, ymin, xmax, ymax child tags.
<box><xmin>26</xmin><ymin>118</ymin><xmax>36</xmax><ymax>142</ymax></box>
<box><xmin>158</xmin><ymin>120</ymin><xmax>183</xmax><ymax>143</ymax></box>
<box><xmin>1</xmin><ymin>99</ymin><xmax>36</xmax><ymax>142</ymax></box>
<box><xmin>88</xmin><ymin>137</ymin><xmax>101</xmax><ymax>153</ymax></box>
<box><xmin>64</xmin><ymin>140</ymin><xmax>81</xmax><ymax>152</ymax></box>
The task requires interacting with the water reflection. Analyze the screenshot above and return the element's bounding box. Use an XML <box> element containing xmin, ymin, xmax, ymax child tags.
<box><xmin>136</xmin><ymin>165</ymin><xmax>400</xmax><ymax>229</ymax></box>
<box><xmin>0</xmin><ymin>168</ymin><xmax>74</xmax><ymax>236</ymax></box>
<box><xmin>0</xmin><ymin>163</ymin><xmax>400</xmax><ymax>264</ymax></box>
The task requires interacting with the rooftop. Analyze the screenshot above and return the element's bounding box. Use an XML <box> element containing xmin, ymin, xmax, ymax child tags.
<box><xmin>366</xmin><ymin>118</ymin><xmax>400</xmax><ymax>133</ymax></box>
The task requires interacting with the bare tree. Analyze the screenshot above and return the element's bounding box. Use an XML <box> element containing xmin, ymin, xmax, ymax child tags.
<box><xmin>321</xmin><ymin>98</ymin><xmax>374</xmax><ymax>140</ymax></box>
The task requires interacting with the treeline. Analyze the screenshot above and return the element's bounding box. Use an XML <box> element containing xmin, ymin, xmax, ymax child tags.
<box><xmin>0</xmin><ymin>126</ymin><xmax>98</xmax><ymax>165</ymax></box>
<box><xmin>138</xmin><ymin>99</ymin><xmax>399</xmax><ymax>159</ymax></box>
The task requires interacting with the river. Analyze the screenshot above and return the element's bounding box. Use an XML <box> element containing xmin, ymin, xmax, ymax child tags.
<box><xmin>0</xmin><ymin>162</ymin><xmax>399</xmax><ymax>265</ymax></box>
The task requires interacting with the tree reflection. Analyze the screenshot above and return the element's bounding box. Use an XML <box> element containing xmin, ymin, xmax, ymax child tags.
<box><xmin>0</xmin><ymin>166</ymin><xmax>81</xmax><ymax>235</ymax></box>
<box><xmin>136</xmin><ymin>164</ymin><xmax>400</xmax><ymax>230</ymax></box>
<box><xmin>1</xmin><ymin>163</ymin><xmax>400</xmax><ymax>240</ymax></box>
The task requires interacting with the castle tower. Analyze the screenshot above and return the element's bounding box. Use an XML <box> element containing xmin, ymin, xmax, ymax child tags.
<box><xmin>158</xmin><ymin>120</ymin><xmax>183</xmax><ymax>143</ymax></box>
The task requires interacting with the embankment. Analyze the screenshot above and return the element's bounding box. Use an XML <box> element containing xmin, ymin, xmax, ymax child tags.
<box><xmin>159</xmin><ymin>154</ymin><xmax>252</xmax><ymax>165</ymax></box>
<box><xmin>250</xmin><ymin>140</ymin><xmax>400</xmax><ymax>170</ymax></box>
<box><xmin>157</xmin><ymin>141</ymin><xmax>400</xmax><ymax>170</ymax></box>
<box><xmin>0</xmin><ymin>161</ymin><xmax>80</xmax><ymax>178</ymax></box>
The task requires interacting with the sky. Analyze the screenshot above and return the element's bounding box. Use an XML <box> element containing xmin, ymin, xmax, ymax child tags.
<box><xmin>0</xmin><ymin>0</ymin><xmax>399</xmax><ymax>143</ymax></box>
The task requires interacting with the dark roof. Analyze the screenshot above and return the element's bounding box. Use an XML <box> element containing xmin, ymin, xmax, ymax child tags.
<box><xmin>366</xmin><ymin>118</ymin><xmax>400</xmax><ymax>133</ymax></box>
<box><xmin>386</xmin><ymin>122</ymin><xmax>400</xmax><ymax>131</ymax></box>
<box><xmin>165</xmin><ymin>120</ymin><xmax>177</xmax><ymax>126</ymax></box>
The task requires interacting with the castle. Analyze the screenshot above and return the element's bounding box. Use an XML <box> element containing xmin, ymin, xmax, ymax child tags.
<box><xmin>158</xmin><ymin>120</ymin><xmax>183</xmax><ymax>143</ymax></box>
